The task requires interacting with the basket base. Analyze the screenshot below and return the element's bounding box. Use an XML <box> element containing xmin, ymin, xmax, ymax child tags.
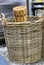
<box><xmin>9</xmin><ymin>55</ymin><xmax>41</xmax><ymax>64</ymax></box>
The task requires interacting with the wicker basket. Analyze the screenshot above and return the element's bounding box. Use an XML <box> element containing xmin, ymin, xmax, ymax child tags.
<box><xmin>2</xmin><ymin>15</ymin><xmax>43</xmax><ymax>63</ymax></box>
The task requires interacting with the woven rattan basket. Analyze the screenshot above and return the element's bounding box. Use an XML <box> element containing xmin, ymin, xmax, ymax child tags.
<box><xmin>2</xmin><ymin>14</ymin><xmax>43</xmax><ymax>63</ymax></box>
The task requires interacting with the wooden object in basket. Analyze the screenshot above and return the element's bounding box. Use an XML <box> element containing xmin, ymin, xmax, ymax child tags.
<box><xmin>13</xmin><ymin>6</ymin><xmax>27</xmax><ymax>22</ymax></box>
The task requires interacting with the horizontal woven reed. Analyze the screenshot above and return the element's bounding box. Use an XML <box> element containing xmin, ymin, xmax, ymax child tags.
<box><xmin>2</xmin><ymin>16</ymin><xmax>43</xmax><ymax>63</ymax></box>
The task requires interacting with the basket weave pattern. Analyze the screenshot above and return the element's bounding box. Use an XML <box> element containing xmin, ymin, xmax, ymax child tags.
<box><xmin>3</xmin><ymin>17</ymin><xmax>42</xmax><ymax>63</ymax></box>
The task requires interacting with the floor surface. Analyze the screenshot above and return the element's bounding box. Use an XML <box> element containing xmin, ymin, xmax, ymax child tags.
<box><xmin>0</xmin><ymin>47</ymin><xmax>44</xmax><ymax>65</ymax></box>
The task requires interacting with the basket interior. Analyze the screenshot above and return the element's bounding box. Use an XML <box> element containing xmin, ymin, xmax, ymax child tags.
<box><xmin>6</xmin><ymin>16</ymin><xmax>40</xmax><ymax>23</ymax></box>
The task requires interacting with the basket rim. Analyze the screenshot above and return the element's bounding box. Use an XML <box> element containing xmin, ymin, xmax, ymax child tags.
<box><xmin>2</xmin><ymin>16</ymin><xmax>43</xmax><ymax>26</ymax></box>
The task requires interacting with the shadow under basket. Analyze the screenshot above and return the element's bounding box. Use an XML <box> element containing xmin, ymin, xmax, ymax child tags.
<box><xmin>2</xmin><ymin>16</ymin><xmax>43</xmax><ymax>64</ymax></box>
